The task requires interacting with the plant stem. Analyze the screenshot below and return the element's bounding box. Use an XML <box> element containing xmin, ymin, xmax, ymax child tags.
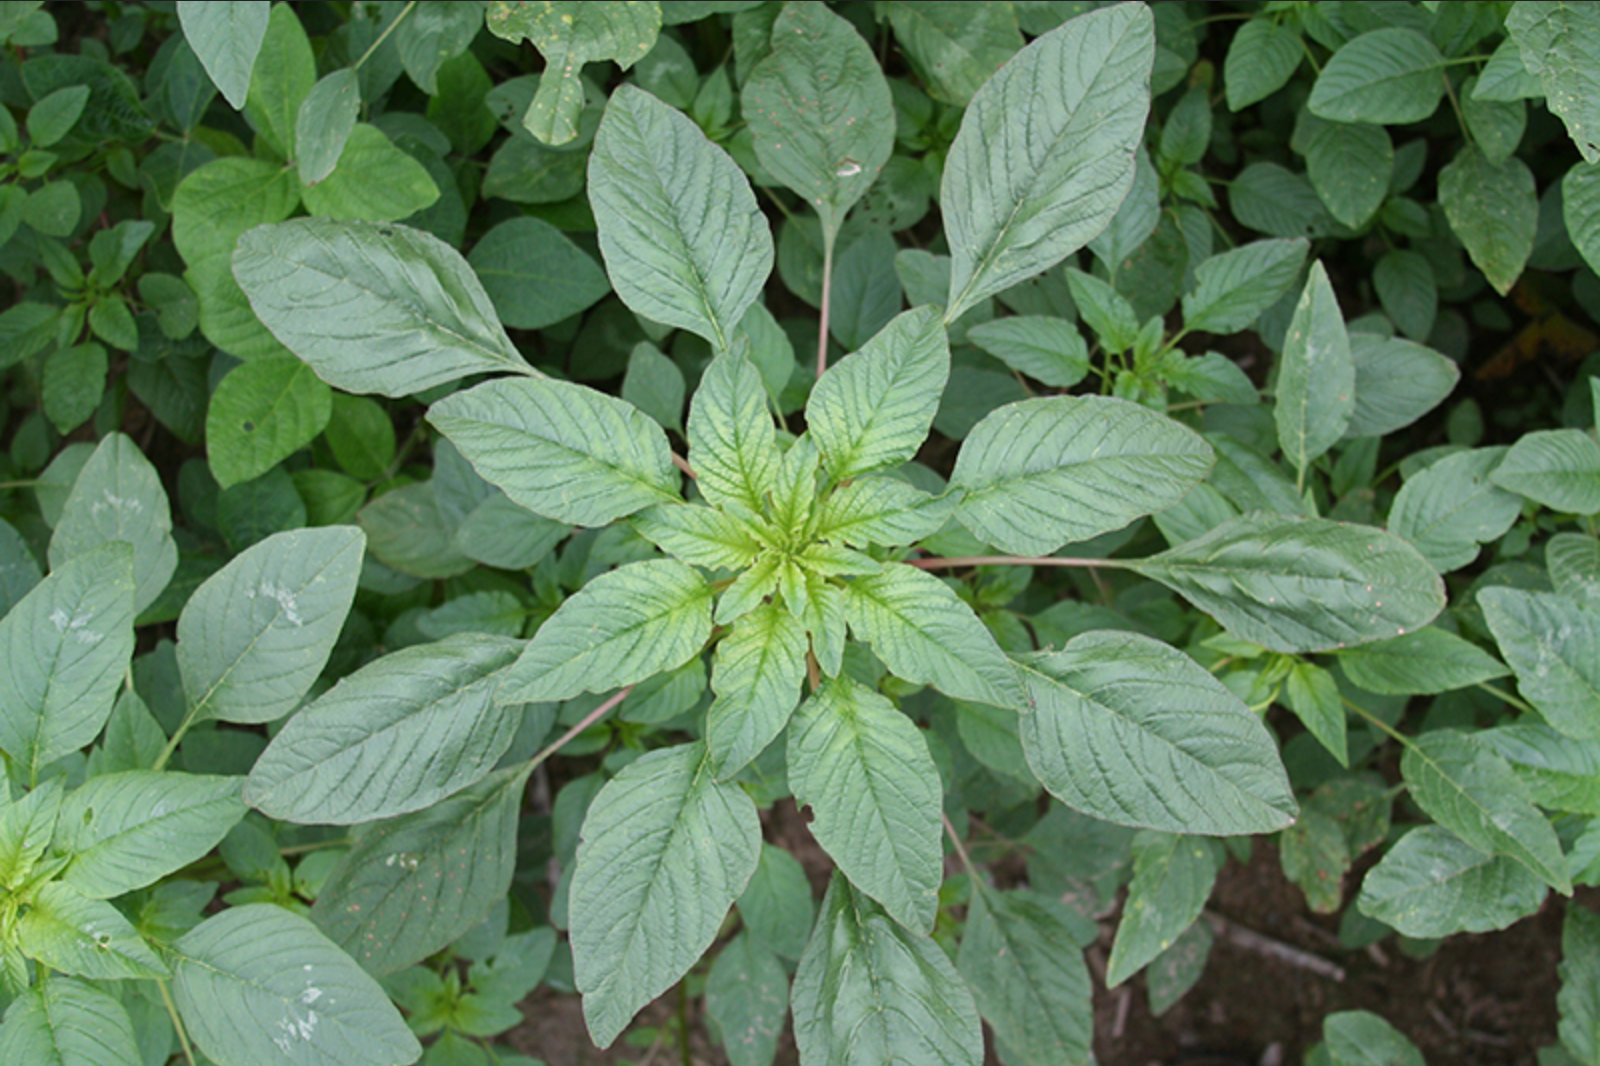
<box><xmin>672</xmin><ymin>452</ymin><xmax>697</xmax><ymax>479</ymax></box>
<box><xmin>354</xmin><ymin>0</ymin><xmax>415</xmax><ymax>71</ymax></box>
<box><xmin>942</xmin><ymin>810</ymin><xmax>979</xmax><ymax>881</ymax></box>
<box><xmin>152</xmin><ymin>709</ymin><xmax>197</xmax><ymax>773</ymax></box>
<box><xmin>1477</xmin><ymin>681</ymin><xmax>1537</xmax><ymax>715</ymax></box>
<box><xmin>817</xmin><ymin>229</ymin><xmax>836</xmax><ymax>379</ymax></box>
<box><xmin>524</xmin><ymin>685</ymin><xmax>634</xmax><ymax>773</ymax></box>
<box><xmin>908</xmin><ymin>554</ymin><xmax>1129</xmax><ymax>571</ymax></box>
<box><xmin>158</xmin><ymin>979</ymin><xmax>198</xmax><ymax>1066</ymax></box>
<box><xmin>1343</xmin><ymin>696</ymin><xmax>1412</xmax><ymax>748</ymax></box>
<box><xmin>677</xmin><ymin>980</ymin><xmax>692</xmax><ymax>1066</ymax></box>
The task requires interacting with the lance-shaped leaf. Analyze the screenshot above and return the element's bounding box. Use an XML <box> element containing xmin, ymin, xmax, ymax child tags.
<box><xmin>0</xmin><ymin>543</ymin><xmax>134</xmax><ymax>782</ymax></box>
<box><xmin>1358</xmin><ymin>825</ymin><xmax>1547</xmax><ymax>938</ymax></box>
<box><xmin>1128</xmin><ymin>513</ymin><xmax>1446</xmax><ymax>653</ymax></box>
<box><xmin>1181</xmin><ymin>238</ymin><xmax>1308</xmax><ymax>335</ymax></box>
<box><xmin>311</xmin><ymin>768</ymin><xmax>526</xmax><ymax>976</ymax></box>
<box><xmin>1490</xmin><ymin>428</ymin><xmax>1600</xmax><ymax>515</ymax></box>
<box><xmin>707</xmin><ymin>602</ymin><xmax>806</xmax><ymax>780</ymax></box>
<box><xmin>958</xmin><ymin>890</ymin><xmax>1093</xmax><ymax>1066</ymax></box>
<box><xmin>1225</xmin><ymin>17</ymin><xmax>1302</xmax><ymax>111</ymax></box>
<box><xmin>589</xmin><ymin>84</ymin><xmax>772</xmax><ymax>348</ymax></box>
<box><xmin>0</xmin><ymin>977</ymin><xmax>141</xmax><ymax>1066</ymax></box>
<box><xmin>1480</xmin><ymin>588</ymin><xmax>1600</xmax><ymax>740</ymax></box>
<box><xmin>50</xmin><ymin>432</ymin><xmax>178</xmax><ymax>616</ymax></box>
<box><xmin>571</xmin><ymin>742</ymin><xmax>761</xmax><ymax>1048</ymax></box>
<box><xmin>233</xmin><ymin>218</ymin><xmax>529</xmax><ymax>397</ymax></box>
<box><xmin>844</xmin><ymin>563</ymin><xmax>1024</xmax><ymax>709</ymax></box>
<box><xmin>55</xmin><ymin>772</ymin><xmax>245</xmax><ymax>899</ymax></box>
<box><xmin>1401</xmin><ymin>729</ymin><xmax>1571</xmax><ymax>893</ymax></box>
<box><xmin>1274</xmin><ymin>262</ymin><xmax>1353</xmax><ymax>476</ymax></box>
<box><xmin>686</xmin><ymin>346</ymin><xmax>780</xmax><ymax>516</ymax></box>
<box><xmin>1338</xmin><ymin>626</ymin><xmax>1508</xmax><ymax>697</ymax></box>
<box><xmin>951</xmin><ymin>395</ymin><xmax>1214</xmax><ymax>556</ymax></box>
<box><xmin>1438</xmin><ymin>144</ymin><xmax>1536</xmax><ymax>296</ymax></box>
<box><xmin>16</xmin><ymin>882</ymin><xmax>167</xmax><ymax>980</ymax></box>
<box><xmin>0</xmin><ymin>782</ymin><xmax>64</xmax><ymax>890</ymax></box>
<box><xmin>173</xmin><ymin>904</ymin><xmax>422</xmax><ymax>1066</ymax></box>
<box><xmin>246</xmin><ymin>634</ymin><xmax>525</xmax><ymax>824</ymax></box>
<box><xmin>743</xmin><ymin>0</ymin><xmax>893</xmax><ymax>241</ymax></box>
<box><xmin>1107</xmin><ymin>832</ymin><xmax>1220</xmax><ymax>987</ymax></box>
<box><xmin>793</xmin><ymin>873</ymin><xmax>983</xmax><ymax>1066</ymax></box>
<box><xmin>1506</xmin><ymin>0</ymin><xmax>1600</xmax><ymax>163</ymax></box>
<box><xmin>177</xmin><ymin>527</ymin><xmax>364</xmax><ymax>724</ymax></box>
<box><xmin>1016</xmin><ymin>631</ymin><xmax>1296</xmax><ymax>835</ymax></box>
<box><xmin>815</xmin><ymin>476</ymin><xmax>954</xmax><ymax>549</ymax></box>
<box><xmin>295</xmin><ymin>68</ymin><xmax>360</xmax><ymax>186</ymax></box>
<box><xmin>788</xmin><ymin>677</ymin><xmax>942</xmax><ymax>933</ymax></box>
<box><xmin>1388</xmin><ymin>447</ymin><xmax>1522</xmax><ymax>573</ymax></box>
<box><xmin>432</xmin><ymin>377</ymin><xmax>679</xmax><ymax>528</ymax></box>
<box><xmin>177</xmin><ymin>0</ymin><xmax>268</xmax><ymax>109</ymax></box>
<box><xmin>499</xmin><ymin>559</ymin><xmax>711</xmax><ymax>703</ymax></box>
<box><xmin>942</xmin><ymin>3</ymin><xmax>1154</xmax><ymax>321</ymax></box>
<box><xmin>1308</xmin><ymin>28</ymin><xmax>1447</xmax><ymax>125</ymax></box>
<box><xmin>631</xmin><ymin>503</ymin><xmax>763</xmax><ymax>571</ymax></box>
<box><xmin>808</xmin><ymin>306</ymin><xmax>948</xmax><ymax>483</ymax></box>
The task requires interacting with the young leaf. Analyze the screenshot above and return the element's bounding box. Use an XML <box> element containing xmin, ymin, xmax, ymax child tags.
<box><xmin>1480</xmin><ymin>588</ymin><xmax>1600</xmax><ymax>740</ymax></box>
<box><xmin>246</xmin><ymin>634</ymin><xmax>524</xmax><ymax>824</ymax></box>
<box><xmin>1283</xmin><ymin>661</ymin><xmax>1349</xmax><ymax>768</ymax></box>
<box><xmin>742</xmin><ymin>0</ymin><xmax>893</xmax><ymax>241</ymax></box>
<box><xmin>707</xmin><ymin>602</ymin><xmax>806</xmax><ymax>780</ymax></box>
<box><xmin>0</xmin><ymin>976</ymin><xmax>142</xmax><ymax>1066</ymax></box>
<box><xmin>1490</xmin><ymin>428</ymin><xmax>1600</xmax><ymax>515</ymax></box>
<box><xmin>589</xmin><ymin>83</ymin><xmax>772</xmax><ymax>349</ymax></box>
<box><xmin>570</xmin><ymin>742</ymin><xmax>761</xmax><ymax>1048</ymax></box>
<box><xmin>631</xmin><ymin>503</ymin><xmax>763</xmax><ymax>571</ymax></box>
<box><xmin>1106</xmin><ymin>832</ymin><xmax>1219</xmax><ymax>987</ymax></box>
<box><xmin>55</xmin><ymin>771</ymin><xmax>246</xmax><ymax>899</ymax></box>
<box><xmin>1560</xmin><ymin>904</ymin><xmax>1600</xmax><ymax>1063</ymax></box>
<box><xmin>1506</xmin><ymin>1</ymin><xmax>1600</xmax><ymax>163</ymax></box>
<box><xmin>1387</xmin><ymin>448</ymin><xmax>1522</xmax><ymax>572</ymax></box>
<box><xmin>176</xmin><ymin>527</ymin><xmax>365</xmax><ymax>724</ymax></box>
<box><xmin>687</xmin><ymin>346</ymin><xmax>780</xmax><ymax>516</ymax></box>
<box><xmin>17</xmin><ymin>882</ymin><xmax>167</xmax><ymax>980</ymax></box>
<box><xmin>950</xmin><ymin>395</ymin><xmax>1213</xmax><ymax>556</ymax></box>
<box><xmin>497</xmin><ymin>559</ymin><xmax>712</xmax><ymax>703</ymax></box>
<box><xmin>942</xmin><ymin>3</ymin><xmax>1155</xmax><ymax>321</ymax></box>
<box><xmin>429</xmin><ymin>376</ymin><xmax>680</xmax><ymax>527</ymax></box>
<box><xmin>1130</xmin><ymin>512</ymin><xmax>1446</xmax><ymax>653</ymax></box>
<box><xmin>843</xmin><ymin>563</ymin><xmax>1025</xmax><ymax>709</ymax></box>
<box><xmin>793</xmin><ymin>873</ymin><xmax>983</xmax><ymax>1066</ymax></box>
<box><xmin>1181</xmin><ymin>238</ymin><xmax>1308</xmax><ymax>336</ymax></box>
<box><xmin>295</xmin><ymin>68</ymin><xmax>360</xmax><ymax>186</ymax></box>
<box><xmin>1338</xmin><ymin>626</ymin><xmax>1508</xmax><ymax>697</ymax></box>
<box><xmin>1224</xmin><ymin>18</ymin><xmax>1301</xmax><ymax>111</ymax></box>
<box><xmin>1275</xmin><ymin>262</ymin><xmax>1353</xmax><ymax>477</ymax></box>
<box><xmin>311</xmin><ymin>768</ymin><xmax>527</xmax><ymax>976</ymax></box>
<box><xmin>808</xmin><ymin>305</ymin><xmax>949</xmax><ymax>482</ymax></box>
<box><xmin>814</xmin><ymin>476</ymin><xmax>954</xmax><ymax>549</ymax></box>
<box><xmin>1438</xmin><ymin>144</ymin><xmax>1537</xmax><ymax>296</ymax></box>
<box><xmin>958</xmin><ymin>890</ymin><xmax>1093</xmax><ymax>1066</ymax></box>
<box><xmin>172</xmin><ymin>904</ymin><xmax>422</xmax><ymax>1066</ymax></box>
<box><xmin>787</xmin><ymin>677</ymin><xmax>942</xmax><ymax>933</ymax></box>
<box><xmin>1323</xmin><ymin>1011</ymin><xmax>1425</xmax><ymax>1066</ymax></box>
<box><xmin>233</xmin><ymin>218</ymin><xmax>530</xmax><ymax>397</ymax></box>
<box><xmin>1017</xmin><ymin>631</ymin><xmax>1297</xmax><ymax>835</ymax></box>
<box><xmin>1401</xmin><ymin>729</ymin><xmax>1571</xmax><ymax>893</ymax></box>
<box><xmin>177</xmin><ymin>0</ymin><xmax>268</xmax><ymax>109</ymax></box>
<box><xmin>0</xmin><ymin>543</ymin><xmax>134</xmax><ymax>783</ymax></box>
<box><xmin>0</xmin><ymin>781</ymin><xmax>63</xmax><ymax>890</ymax></box>
<box><xmin>206</xmin><ymin>357</ymin><xmax>333</xmax><ymax>489</ymax></box>
<box><xmin>1345</xmin><ymin>334</ymin><xmax>1460</xmax><ymax>439</ymax></box>
<box><xmin>1357</xmin><ymin>825</ymin><xmax>1547</xmax><ymax>938</ymax></box>
<box><xmin>1308</xmin><ymin>28</ymin><xmax>1447</xmax><ymax>125</ymax></box>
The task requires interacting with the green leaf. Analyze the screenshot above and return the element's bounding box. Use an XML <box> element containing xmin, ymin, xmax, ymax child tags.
<box><xmin>0</xmin><ymin>543</ymin><xmax>134</xmax><ymax>781</ymax></box>
<box><xmin>1162</xmin><ymin>352</ymin><xmax>1260</xmax><ymax>406</ymax></box>
<box><xmin>1506</xmin><ymin>0</ymin><xmax>1600</xmax><ymax>162</ymax></box>
<box><xmin>1225</xmin><ymin>18</ymin><xmax>1301</xmax><ymax>111</ymax></box>
<box><xmin>788</xmin><ymin>677</ymin><xmax>942</xmax><ymax>933</ymax></box>
<box><xmin>394</xmin><ymin>1</ymin><xmax>482</xmax><ymax>95</ymax></box>
<box><xmin>1308</xmin><ymin>28</ymin><xmax>1447</xmax><ymax>124</ymax></box>
<box><xmin>295</xmin><ymin>69</ymin><xmax>359</xmax><ymax>186</ymax></box>
<box><xmin>622</xmin><ymin>342</ymin><xmax>686</xmax><ymax>433</ymax></box>
<box><xmin>1017</xmin><ymin>631</ymin><xmax>1297</xmax><ymax>834</ymax></box>
<box><xmin>1401</xmin><ymin>728</ymin><xmax>1571</xmax><ymax>893</ymax></box>
<box><xmin>1106</xmin><ymin>832</ymin><xmax>1219</xmax><ymax>987</ymax></box>
<box><xmin>1339</xmin><ymin>626</ymin><xmax>1508</xmax><ymax>697</ymax></box>
<box><xmin>1345</xmin><ymin>334</ymin><xmax>1459</xmax><ymax>439</ymax></box>
<box><xmin>1283</xmin><ymin>661</ymin><xmax>1348</xmax><ymax>767</ymax></box>
<box><xmin>176</xmin><ymin>527</ymin><xmax>365</xmax><ymax>724</ymax></box>
<box><xmin>1275</xmin><ymin>262</ymin><xmax>1353</xmax><ymax>476</ymax></box>
<box><xmin>631</xmin><ymin>503</ymin><xmax>762</xmax><ymax>570</ymax></box>
<box><xmin>1550</xmin><ymin>533</ymin><xmax>1600</xmax><ymax>609</ymax></box>
<box><xmin>17</xmin><ymin>881</ymin><xmax>167</xmax><ymax>980</ymax></box>
<box><xmin>1146</xmin><ymin>919</ymin><xmax>1214</xmax><ymax>1017</ymax></box>
<box><xmin>55</xmin><ymin>771</ymin><xmax>245</xmax><ymax>899</ymax></box>
<box><xmin>687</xmin><ymin>347</ymin><xmax>780</xmax><ymax>516</ymax></box>
<box><xmin>28</xmin><ymin>85</ymin><xmax>88</xmax><ymax>148</ymax></box>
<box><xmin>41</xmin><ymin>343</ymin><xmax>107</xmax><ymax>436</ymax></box>
<box><xmin>570</xmin><ymin>742</ymin><xmax>761</xmax><ymax>1048</ymax></box>
<box><xmin>1358</xmin><ymin>825</ymin><xmax>1547</xmax><ymax>938</ymax></box>
<box><xmin>743</xmin><ymin>0</ymin><xmax>893</xmax><ymax>241</ymax></box>
<box><xmin>486</xmin><ymin>1</ymin><xmax>660</xmax><ymax>146</ymax></box>
<box><xmin>706</xmin><ymin>935</ymin><xmax>787</xmax><ymax>1066</ymax></box>
<box><xmin>814</xmin><ymin>477</ymin><xmax>954</xmax><ymax>549</ymax></box>
<box><xmin>957</xmin><ymin>889</ymin><xmax>1092</xmax><ymax>1066</ymax></box>
<box><xmin>0</xmin><ymin>976</ymin><xmax>141</xmax><ymax>1066</ymax></box>
<box><xmin>453</xmin><ymin>493</ymin><xmax>568</xmax><ymax>571</ymax></box>
<box><xmin>737</xmin><ymin>843</ymin><xmax>815</xmax><ymax>962</ymax></box>
<box><xmin>1461</xmin><ymin>76</ymin><xmax>1526</xmax><ymax>163</ymax></box>
<box><xmin>1480</xmin><ymin>588</ymin><xmax>1600</xmax><ymax>740</ymax></box>
<box><xmin>843</xmin><ymin>563</ymin><xmax>1024</xmax><ymax>709</ymax></box>
<box><xmin>468</xmin><ymin>216</ymin><xmax>610</xmax><ymax>331</ymax></box>
<box><xmin>793</xmin><ymin>872</ymin><xmax>983</xmax><ymax>1066</ymax></box>
<box><xmin>1388</xmin><ymin>448</ymin><xmax>1522</xmax><ymax>572</ymax></box>
<box><xmin>50</xmin><ymin>433</ymin><xmax>178</xmax><ymax>616</ymax></box>
<box><xmin>1475</xmin><ymin>36</ymin><xmax>1543</xmax><ymax>101</ymax></box>
<box><xmin>1484</xmin><ymin>722</ymin><xmax>1600</xmax><ymax>814</ymax></box>
<box><xmin>1560</xmin><ymin>904</ymin><xmax>1600</xmax><ymax>1063</ymax></box>
<box><xmin>233</xmin><ymin>217</ymin><xmax>529</xmax><ymax>397</ymax></box>
<box><xmin>589</xmin><ymin>83</ymin><xmax>772</xmax><ymax>349</ymax></box>
<box><xmin>178</xmin><ymin>0</ymin><xmax>268</xmax><ymax>109</ymax></box>
<box><xmin>883</xmin><ymin>1</ymin><xmax>1021</xmax><ymax>107</ymax></box>
<box><xmin>950</xmin><ymin>395</ymin><xmax>1213</xmax><ymax>556</ymax></box>
<box><xmin>966</xmin><ymin>316</ymin><xmax>1089</xmax><ymax>389</ymax></box>
<box><xmin>173</xmin><ymin>158</ymin><xmax>300</xmax><ymax>268</ymax></box>
<box><xmin>941</xmin><ymin>3</ymin><xmax>1154</xmax><ymax>321</ymax></box>
<box><xmin>497</xmin><ymin>559</ymin><xmax>711</xmax><ymax>703</ymax></box>
<box><xmin>1324</xmin><ymin>1010</ymin><xmax>1425</xmax><ymax>1066</ymax></box>
<box><xmin>300</xmin><ymin>124</ymin><xmax>439</xmax><ymax>222</ymax></box>
<box><xmin>808</xmin><ymin>306</ymin><xmax>949</xmax><ymax>482</ymax></box>
<box><xmin>1438</xmin><ymin>144</ymin><xmax>1537</xmax><ymax>296</ymax></box>
<box><xmin>359</xmin><ymin>482</ymin><xmax>472</xmax><ymax>580</ymax></box>
<box><xmin>242</xmin><ymin>1</ymin><xmax>315</xmax><ymax>158</ymax></box>
<box><xmin>173</xmin><ymin>903</ymin><xmax>421</xmax><ymax>1066</ymax></box>
<box><xmin>1491</xmin><ymin>428</ymin><xmax>1600</xmax><ymax>514</ymax></box>
<box><xmin>707</xmin><ymin>602</ymin><xmax>805</xmax><ymax>780</ymax></box>
<box><xmin>246</xmin><ymin>634</ymin><xmax>524</xmax><ymax>824</ymax></box>
<box><xmin>1301</xmin><ymin>116</ymin><xmax>1392</xmax><ymax>229</ymax></box>
<box><xmin>311</xmin><ymin>768</ymin><xmax>526</xmax><ymax>976</ymax></box>
<box><xmin>206</xmin><ymin>357</ymin><xmax>333</xmax><ymax>490</ymax></box>
<box><xmin>1373</xmin><ymin>249</ymin><xmax>1437</xmax><ymax>342</ymax></box>
<box><xmin>1182</xmin><ymin>238</ymin><xmax>1309</xmax><ymax>336</ymax></box>
<box><xmin>1567</xmin><ymin>161</ymin><xmax>1600</xmax><ymax>278</ymax></box>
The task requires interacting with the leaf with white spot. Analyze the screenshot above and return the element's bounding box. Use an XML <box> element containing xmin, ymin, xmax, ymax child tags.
<box><xmin>49</xmin><ymin>433</ymin><xmax>177</xmax><ymax>616</ymax></box>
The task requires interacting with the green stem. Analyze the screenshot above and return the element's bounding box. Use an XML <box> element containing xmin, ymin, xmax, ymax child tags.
<box><xmin>817</xmin><ymin>228</ymin><xmax>836</xmax><ymax>379</ymax></box>
<box><xmin>354</xmin><ymin>1</ymin><xmax>415</xmax><ymax>71</ymax></box>
<box><xmin>1477</xmin><ymin>681</ymin><xmax>1537</xmax><ymax>715</ymax></box>
<box><xmin>152</xmin><ymin>708</ymin><xmax>198</xmax><ymax>773</ymax></box>
<box><xmin>909</xmin><ymin>554</ymin><xmax>1129</xmax><ymax>571</ymax></box>
<box><xmin>158</xmin><ymin>979</ymin><xmax>198</xmax><ymax>1066</ymax></box>
<box><xmin>1342</xmin><ymin>696</ymin><xmax>1412</xmax><ymax>748</ymax></box>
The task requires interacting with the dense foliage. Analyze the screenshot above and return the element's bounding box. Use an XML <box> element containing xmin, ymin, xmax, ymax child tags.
<box><xmin>0</xmin><ymin>1</ymin><xmax>1598</xmax><ymax>1063</ymax></box>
